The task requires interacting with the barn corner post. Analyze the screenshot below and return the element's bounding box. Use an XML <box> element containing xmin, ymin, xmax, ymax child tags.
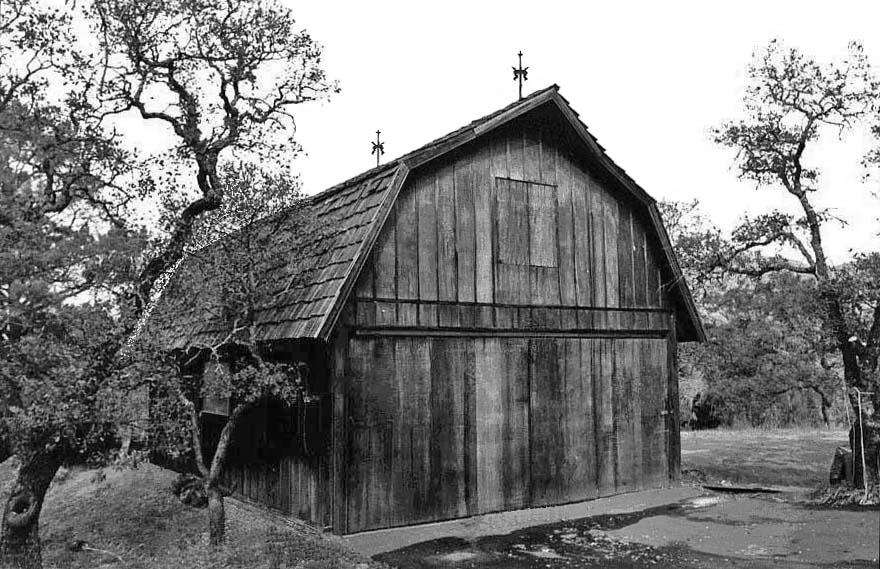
<box><xmin>666</xmin><ymin>313</ymin><xmax>681</xmax><ymax>483</ymax></box>
<box><xmin>328</xmin><ymin>322</ymin><xmax>349</xmax><ymax>534</ymax></box>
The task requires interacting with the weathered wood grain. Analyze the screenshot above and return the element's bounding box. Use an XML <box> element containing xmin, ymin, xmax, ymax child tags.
<box><xmin>529</xmin><ymin>338</ymin><xmax>564</xmax><ymax>506</ymax></box>
<box><xmin>473</xmin><ymin>143</ymin><xmax>494</xmax><ymax>304</ymax></box>
<box><xmin>455</xmin><ymin>155</ymin><xmax>476</xmax><ymax>303</ymax></box>
<box><xmin>437</xmin><ymin>163</ymin><xmax>457</xmax><ymax>303</ymax></box>
<box><xmin>396</xmin><ymin>339</ymin><xmax>432</xmax><ymax>521</ymax></box>
<box><xmin>462</xmin><ymin>340</ymin><xmax>478</xmax><ymax>516</ymax></box>
<box><xmin>396</xmin><ymin>185</ymin><xmax>419</xmax><ymax>326</ymax></box>
<box><xmin>595</xmin><ymin>338</ymin><xmax>616</xmax><ymax>496</ymax></box>
<box><xmin>523</xmin><ymin>126</ymin><xmax>541</xmax><ymax>182</ymax></box>
<box><xmin>416</xmin><ymin>172</ymin><xmax>438</xmax><ymax>325</ymax></box>
<box><xmin>666</xmin><ymin>319</ymin><xmax>680</xmax><ymax>481</ymax></box>
<box><xmin>556</xmin><ymin>155</ymin><xmax>577</xmax><ymax>305</ymax></box>
<box><xmin>631</xmin><ymin>338</ymin><xmax>644</xmax><ymax>488</ymax></box>
<box><xmin>374</xmin><ymin>210</ymin><xmax>397</xmax><ymax>311</ymax></box>
<box><xmin>331</xmin><ymin>332</ymin><xmax>348</xmax><ymax>532</ymax></box>
<box><xmin>588</xmin><ymin>174</ymin><xmax>606</xmax><ymax>311</ymax></box>
<box><xmin>528</xmin><ymin>184</ymin><xmax>560</xmax><ymax>304</ymax></box>
<box><xmin>614</xmin><ymin>338</ymin><xmax>636</xmax><ymax>492</ymax></box>
<box><xmin>603</xmin><ymin>194</ymin><xmax>620</xmax><ymax>310</ymax></box>
<box><xmin>640</xmin><ymin>339</ymin><xmax>667</xmax><ymax>488</ymax></box>
<box><xmin>646</xmin><ymin>242</ymin><xmax>661</xmax><ymax>308</ymax></box>
<box><xmin>508</xmin><ymin>128</ymin><xmax>525</xmax><ymax>181</ymax></box>
<box><xmin>475</xmin><ymin>338</ymin><xmax>504</xmax><ymax>513</ymax></box>
<box><xmin>497</xmin><ymin>179</ymin><xmax>530</xmax><ymax>266</ymax></box>
<box><xmin>577</xmin><ymin>339</ymin><xmax>599</xmax><ymax>500</ymax></box>
<box><xmin>633</xmin><ymin>214</ymin><xmax>648</xmax><ymax>307</ymax></box>
<box><xmin>496</xmin><ymin>178</ymin><xmax>529</xmax><ymax>304</ymax></box>
<box><xmin>354</xmin><ymin>253</ymin><xmax>374</xmax><ymax>300</ymax></box>
<box><xmin>540</xmin><ymin>127</ymin><xmax>557</xmax><ymax>186</ymax></box>
<box><xmin>430</xmin><ymin>339</ymin><xmax>467</xmax><ymax>518</ymax></box>
<box><xmin>617</xmin><ymin>203</ymin><xmax>634</xmax><ymax>308</ymax></box>
<box><xmin>502</xmin><ymin>338</ymin><xmax>530</xmax><ymax>509</ymax></box>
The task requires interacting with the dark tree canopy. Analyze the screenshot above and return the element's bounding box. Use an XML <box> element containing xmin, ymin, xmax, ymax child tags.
<box><xmin>1</xmin><ymin>0</ymin><xmax>337</xmax><ymax>564</ymax></box>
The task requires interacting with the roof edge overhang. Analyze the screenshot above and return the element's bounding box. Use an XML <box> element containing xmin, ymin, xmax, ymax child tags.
<box><xmin>317</xmin><ymin>163</ymin><xmax>411</xmax><ymax>341</ymax></box>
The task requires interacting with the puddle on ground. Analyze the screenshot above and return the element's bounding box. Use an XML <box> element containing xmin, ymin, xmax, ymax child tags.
<box><xmin>522</xmin><ymin>546</ymin><xmax>564</xmax><ymax>559</ymax></box>
<box><xmin>436</xmin><ymin>550</ymin><xmax>479</xmax><ymax>563</ymax></box>
<box><xmin>684</xmin><ymin>495</ymin><xmax>727</xmax><ymax>509</ymax></box>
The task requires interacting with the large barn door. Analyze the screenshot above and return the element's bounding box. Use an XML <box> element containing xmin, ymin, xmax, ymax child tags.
<box><xmin>343</xmin><ymin>334</ymin><xmax>671</xmax><ymax>533</ymax></box>
<box><xmin>344</xmin><ymin>336</ymin><xmax>475</xmax><ymax>533</ymax></box>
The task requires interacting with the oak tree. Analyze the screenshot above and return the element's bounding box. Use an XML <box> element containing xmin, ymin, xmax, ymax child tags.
<box><xmin>145</xmin><ymin>166</ymin><xmax>326</xmax><ymax>545</ymax></box>
<box><xmin>0</xmin><ymin>2</ymin><xmax>149</xmax><ymax>567</ymax></box>
<box><xmin>1</xmin><ymin>0</ymin><xmax>335</xmax><ymax>564</ymax></box>
<box><xmin>714</xmin><ymin>40</ymin><xmax>880</xmax><ymax>485</ymax></box>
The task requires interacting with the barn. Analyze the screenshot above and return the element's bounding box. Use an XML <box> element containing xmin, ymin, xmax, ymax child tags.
<box><xmin>165</xmin><ymin>84</ymin><xmax>705</xmax><ymax>535</ymax></box>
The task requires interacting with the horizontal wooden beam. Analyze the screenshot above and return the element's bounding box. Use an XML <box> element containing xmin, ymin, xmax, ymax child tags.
<box><xmin>351</xmin><ymin>298</ymin><xmax>671</xmax><ymax>335</ymax></box>
<box><xmin>354</xmin><ymin>296</ymin><xmax>670</xmax><ymax>314</ymax></box>
<box><xmin>352</xmin><ymin>327</ymin><xmax>669</xmax><ymax>339</ymax></box>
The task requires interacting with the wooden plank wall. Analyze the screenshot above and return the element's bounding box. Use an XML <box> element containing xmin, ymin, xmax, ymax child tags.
<box><xmin>223</xmin><ymin>454</ymin><xmax>330</xmax><ymax>526</ymax></box>
<box><xmin>352</xmin><ymin>122</ymin><xmax>670</xmax><ymax>321</ymax></box>
<box><xmin>335</xmin><ymin>119</ymin><xmax>680</xmax><ymax>534</ymax></box>
<box><xmin>339</xmin><ymin>335</ymin><xmax>669</xmax><ymax>534</ymax></box>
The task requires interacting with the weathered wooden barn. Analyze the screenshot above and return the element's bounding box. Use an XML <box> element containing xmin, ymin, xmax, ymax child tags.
<box><xmin>168</xmin><ymin>85</ymin><xmax>705</xmax><ymax>534</ymax></box>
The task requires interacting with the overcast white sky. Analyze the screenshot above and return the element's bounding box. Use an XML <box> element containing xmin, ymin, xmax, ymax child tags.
<box><xmin>283</xmin><ymin>0</ymin><xmax>880</xmax><ymax>263</ymax></box>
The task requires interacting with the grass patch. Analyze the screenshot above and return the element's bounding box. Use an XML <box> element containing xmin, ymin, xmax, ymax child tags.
<box><xmin>0</xmin><ymin>459</ymin><xmax>382</xmax><ymax>569</ymax></box>
<box><xmin>681</xmin><ymin>428</ymin><xmax>847</xmax><ymax>488</ymax></box>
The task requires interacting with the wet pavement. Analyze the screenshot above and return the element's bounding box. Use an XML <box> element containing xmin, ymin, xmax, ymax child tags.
<box><xmin>345</xmin><ymin>487</ymin><xmax>701</xmax><ymax>556</ymax></box>
<box><xmin>372</xmin><ymin>491</ymin><xmax>879</xmax><ymax>568</ymax></box>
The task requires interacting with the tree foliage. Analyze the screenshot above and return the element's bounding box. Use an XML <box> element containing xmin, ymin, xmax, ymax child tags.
<box><xmin>91</xmin><ymin>0</ymin><xmax>337</xmax><ymax>311</ymax></box>
<box><xmin>710</xmin><ymin>40</ymin><xmax>880</xmax><ymax>487</ymax></box>
<box><xmin>713</xmin><ymin>40</ymin><xmax>880</xmax><ymax>400</ymax></box>
<box><xmin>1</xmin><ymin>0</ymin><xmax>336</xmax><ymax>564</ymax></box>
<box><xmin>145</xmin><ymin>166</ymin><xmax>327</xmax><ymax>545</ymax></box>
<box><xmin>661</xmin><ymin>200</ymin><xmax>844</xmax><ymax>428</ymax></box>
<box><xmin>0</xmin><ymin>2</ymin><xmax>153</xmax><ymax>566</ymax></box>
<box><xmin>698</xmin><ymin>274</ymin><xmax>841</xmax><ymax>427</ymax></box>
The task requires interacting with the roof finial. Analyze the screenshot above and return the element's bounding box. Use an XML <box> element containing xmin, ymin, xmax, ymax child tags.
<box><xmin>371</xmin><ymin>130</ymin><xmax>385</xmax><ymax>167</ymax></box>
<box><xmin>512</xmin><ymin>51</ymin><xmax>528</xmax><ymax>100</ymax></box>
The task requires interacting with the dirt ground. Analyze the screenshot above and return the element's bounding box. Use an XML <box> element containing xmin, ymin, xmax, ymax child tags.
<box><xmin>0</xmin><ymin>459</ymin><xmax>381</xmax><ymax>569</ymax></box>
<box><xmin>374</xmin><ymin>429</ymin><xmax>880</xmax><ymax>569</ymax></box>
<box><xmin>0</xmin><ymin>429</ymin><xmax>875</xmax><ymax>568</ymax></box>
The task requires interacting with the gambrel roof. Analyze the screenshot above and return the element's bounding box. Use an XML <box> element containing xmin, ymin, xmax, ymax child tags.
<box><xmin>164</xmin><ymin>85</ymin><xmax>705</xmax><ymax>349</ymax></box>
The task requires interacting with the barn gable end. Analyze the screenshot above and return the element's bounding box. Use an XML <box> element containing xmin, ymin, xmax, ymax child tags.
<box><xmin>322</xmin><ymin>85</ymin><xmax>704</xmax><ymax>344</ymax></box>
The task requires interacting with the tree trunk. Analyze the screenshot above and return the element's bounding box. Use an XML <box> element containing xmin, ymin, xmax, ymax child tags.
<box><xmin>206</xmin><ymin>487</ymin><xmax>225</xmax><ymax>546</ymax></box>
<box><xmin>850</xmin><ymin>416</ymin><xmax>880</xmax><ymax>490</ymax></box>
<box><xmin>821</xmin><ymin>293</ymin><xmax>879</xmax><ymax>486</ymax></box>
<box><xmin>0</xmin><ymin>453</ymin><xmax>61</xmax><ymax>569</ymax></box>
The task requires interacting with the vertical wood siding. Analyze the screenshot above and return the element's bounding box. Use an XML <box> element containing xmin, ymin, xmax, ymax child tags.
<box><xmin>340</xmin><ymin>335</ymin><xmax>670</xmax><ymax>533</ymax></box>
<box><xmin>223</xmin><ymin>454</ymin><xmax>330</xmax><ymax>526</ymax></box>
<box><xmin>334</xmin><ymin>119</ymin><xmax>679</xmax><ymax>534</ymax></box>
<box><xmin>352</xmin><ymin>124</ymin><xmax>670</xmax><ymax>316</ymax></box>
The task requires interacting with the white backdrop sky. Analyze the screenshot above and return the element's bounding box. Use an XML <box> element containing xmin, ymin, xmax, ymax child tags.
<box><xmin>282</xmin><ymin>0</ymin><xmax>880</xmax><ymax>263</ymax></box>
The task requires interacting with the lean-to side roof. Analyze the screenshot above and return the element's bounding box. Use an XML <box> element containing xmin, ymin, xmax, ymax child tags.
<box><xmin>163</xmin><ymin>85</ymin><xmax>705</xmax><ymax>348</ymax></box>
